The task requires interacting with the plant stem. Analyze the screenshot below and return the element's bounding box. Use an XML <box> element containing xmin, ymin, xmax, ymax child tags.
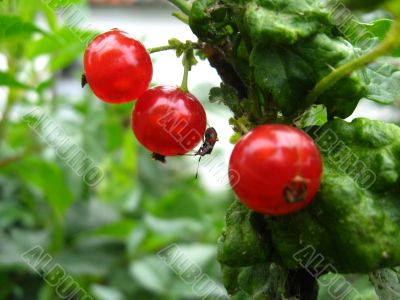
<box><xmin>305</xmin><ymin>19</ymin><xmax>400</xmax><ymax>106</ymax></box>
<box><xmin>0</xmin><ymin>53</ymin><xmax>19</xmax><ymax>144</ymax></box>
<box><xmin>180</xmin><ymin>52</ymin><xmax>190</xmax><ymax>92</ymax></box>
<box><xmin>172</xmin><ymin>11</ymin><xmax>189</xmax><ymax>24</ymax></box>
<box><xmin>0</xmin><ymin>145</ymin><xmax>41</xmax><ymax>168</ymax></box>
<box><xmin>167</xmin><ymin>0</ymin><xmax>192</xmax><ymax>16</ymax></box>
<box><xmin>148</xmin><ymin>42</ymin><xmax>200</xmax><ymax>54</ymax></box>
<box><xmin>147</xmin><ymin>45</ymin><xmax>177</xmax><ymax>54</ymax></box>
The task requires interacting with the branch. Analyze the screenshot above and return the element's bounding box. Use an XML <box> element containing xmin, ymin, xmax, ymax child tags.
<box><xmin>305</xmin><ymin>19</ymin><xmax>400</xmax><ymax>106</ymax></box>
<box><xmin>167</xmin><ymin>0</ymin><xmax>192</xmax><ymax>16</ymax></box>
<box><xmin>0</xmin><ymin>145</ymin><xmax>41</xmax><ymax>168</ymax></box>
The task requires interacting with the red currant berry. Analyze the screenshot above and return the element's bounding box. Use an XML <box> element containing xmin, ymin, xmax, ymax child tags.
<box><xmin>84</xmin><ymin>29</ymin><xmax>152</xmax><ymax>104</ymax></box>
<box><xmin>229</xmin><ymin>125</ymin><xmax>322</xmax><ymax>216</ymax></box>
<box><xmin>132</xmin><ymin>86</ymin><xmax>207</xmax><ymax>156</ymax></box>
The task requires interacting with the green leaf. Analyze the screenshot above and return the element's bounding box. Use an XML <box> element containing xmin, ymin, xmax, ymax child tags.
<box><xmin>250</xmin><ymin>34</ymin><xmax>367</xmax><ymax>117</ymax></box>
<box><xmin>0</xmin><ymin>229</ymin><xmax>50</xmax><ymax>268</ymax></box>
<box><xmin>244</xmin><ymin>0</ymin><xmax>332</xmax><ymax>45</ymax></box>
<box><xmin>364</xmin><ymin>19</ymin><xmax>393</xmax><ymax>41</ymax></box>
<box><xmin>350</xmin><ymin>19</ymin><xmax>400</xmax><ymax>56</ymax></box>
<box><xmin>130</xmin><ymin>256</ymin><xmax>171</xmax><ymax>293</ymax></box>
<box><xmin>0</xmin><ymin>15</ymin><xmax>45</xmax><ymax>40</ymax></box>
<box><xmin>342</xmin><ymin>0</ymin><xmax>389</xmax><ymax>11</ymax></box>
<box><xmin>209</xmin><ymin>83</ymin><xmax>241</xmax><ymax>111</ymax></box>
<box><xmin>363</xmin><ymin>57</ymin><xmax>400</xmax><ymax>104</ymax></box>
<box><xmin>0</xmin><ymin>71</ymin><xmax>30</xmax><ymax>89</ymax></box>
<box><xmin>87</xmin><ymin>220</ymin><xmax>136</xmax><ymax>239</ymax></box>
<box><xmin>250</xmin><ymin>43</ymin><xmax>315</xmax><ymax>116</ymax></box>
<box><xmin>26</xmin><ymin>26</ymin><xmax>97</xmax><ymax>71</ymax></box>
<box><xmin>189</xmin><ymin>0</ymin><xmax>236</xmax><ymax>43</ymax></box>
<box><xmin>370</xmin><ymin>268</ymin><xmax>400</xmax><ymax>299</ymax></box>
<box><xmin>293</xmin><ymin>105</ymin><xmax>328</xmax><ymax>128</ymax></box>
<box><xmin>217</xmin><ymin>201</ymin><xmax>268</xmax><ymax>268</ymax></box>
<box><xmin>55</xmin><ymin>244</ymin><xmax>119</xmax><ymax>276</ymax></box>
<box><xmin>91</xmin><ymin>285</ymin><xmax>124</xmax><ymax>300</ymax></box>
<box><xmin>18</xmin><ymin>160</ymin><xmax>74</xmax><ymax>218</ymax></box>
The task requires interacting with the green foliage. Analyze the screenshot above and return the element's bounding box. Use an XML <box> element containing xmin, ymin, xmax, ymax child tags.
<box><xmin>0</xmin><ymin>71</ymin><xmax>30</xmax><ymax>89</ymax></box>
<box><xmin>217</xmin><ymin>200</ymin><xmax>268</xmax><ymax>267</ymax></box>
<box><xmin>0</xmin><ymin>15</ymin><xmax>45</xmax><ymax>40</ymax></box>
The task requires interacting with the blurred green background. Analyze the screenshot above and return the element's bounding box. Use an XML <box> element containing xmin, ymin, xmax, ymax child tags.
<box><xmin>0</xmin><ymin>1</ymin><xmax>236</xmax><ymax>299</ymax></box>
<box><xmin>0</xmin><ymin>0</ymin><xmax>391</xmax><ymax>299</ymax></box>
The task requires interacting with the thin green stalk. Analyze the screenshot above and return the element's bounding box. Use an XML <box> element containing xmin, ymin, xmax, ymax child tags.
<box><xmin>148</xmin><ymin>42</ymin><xmax>200</xmax><ymax>54</ymax></box>
<box><xmin>238</xmin><ymin>122</ymin><xmax>249</xmax><ymax>134</ymax></box>
<box><xmin>147</xmin><ymin>45</ymin><xmax>177</xmax><ymax>54</ymax></box>
<box><xmin>172</xmin><ymin>11</ymin><xmax>189</xmax><ymax>24</ymax></box>
<box><xmin>0</xmin><ymin>54</ymin><xmax>18</xmax><ymax>144</ymax></box>
<box><xmin>0</xmin><ymin>94</ymin><xmax>16</xmax><ymax>142</ymax></box>
<box><xmin>180</xmin><ymin>52</ymin><xmax>191</xmax><ymax>92</ymax></box>
<box><xmin>167</xmin><ymin>0</ymin><xmax>192</xmax><ymax>16</ymax></box>
<box><xmin>305</xmin><ymin>19</ymin><xmax>400</xmax><ymax>106</ymax></box>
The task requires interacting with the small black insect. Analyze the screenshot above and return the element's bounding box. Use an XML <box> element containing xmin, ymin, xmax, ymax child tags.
<box><xmin>152</xmin><ymin>152</ymin><xmax>166</xmax><ymax>163</ymax></box>
<box><xmin>150</xmin><ymin>128</ymin><xmax>219</xmax><ymax>177</ymax></box>
<box><xmin>195</xmin><ymin>127</ymin><xmax>219</xmax><ymax>178</ymax></box>
<box><xmin>81</xmin><ymin>74</ymin><xmax>88</xmax><ymax>88</ymax></box>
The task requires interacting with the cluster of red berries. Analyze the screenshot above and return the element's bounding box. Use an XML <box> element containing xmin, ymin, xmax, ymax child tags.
<box><xmin>83</xmin><ymin>29</ymin><xmax>323</xmax><ymax>216</ymax></box>
<box><xmin>83</xmin><ymin>29</ymin><xmax>207</xmax><ymax>159</ymax></box>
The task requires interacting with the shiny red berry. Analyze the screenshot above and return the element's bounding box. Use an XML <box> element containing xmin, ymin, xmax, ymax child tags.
<box><xmin>132</xmin><ymin>86</ymin><xmax>207</xmax><ymax>156</ymax></box>
<box><xmin>84</xmin><ymin>29</ymin><xmax>152</xmax><ymax>104</ymax></box>
<box><xmin>229</xmin><ymin>125</ymin><xmax>322</xmax><ymax>216</ymax></box>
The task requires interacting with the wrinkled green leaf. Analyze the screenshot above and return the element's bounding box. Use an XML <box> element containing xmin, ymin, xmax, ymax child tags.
<box><xmin>244</xmin><ymin>0</ymin><xmax>331</xmax><ymax>45</ymax></box>
<box><xmin>217</xmin><ymin>201</ymin><xmax>268</xmax><ymax>267</ymax></box>
<box><xmin>370</xmin><ymin>268</ymin><xmax>400</xmax><ymax>299</ymax></box>
<box><xmin>363</xmin><ymin>57</ymin><xmax>400</xmax><ymax>104</ymax></box>
<box><xmin>250</xmin><ymin>34</ymin><xmax>367</xmax><ymax>117</ymax></box>
<box><xmin>222</xmin><ymin>263</ymin><xmax>291</xmax><ymax>299</ymax></box>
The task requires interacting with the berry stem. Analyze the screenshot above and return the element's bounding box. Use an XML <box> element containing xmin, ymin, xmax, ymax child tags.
<box><xmin>305</xmin><ymin>18</ymin><xmax>400</xmax><ymax>106</ymax></box>
<box><xmin>147</xmin><ymin>45</ymin><xmax>177</xmax><ymax>54</ymax></box>
<box><xmin>147</xmin><ymin>42</ymin><xmax>201</xmax><ymax>54</ymax></box>
<box><xmin>167</xmin><ymin>0</ymin><xmax>192</xmax><ymax>16</ymax></box>
<box><xmin>180</xmin><ymin>51</ymin><xmax>191</xmax><ymax>92</ymax></box>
